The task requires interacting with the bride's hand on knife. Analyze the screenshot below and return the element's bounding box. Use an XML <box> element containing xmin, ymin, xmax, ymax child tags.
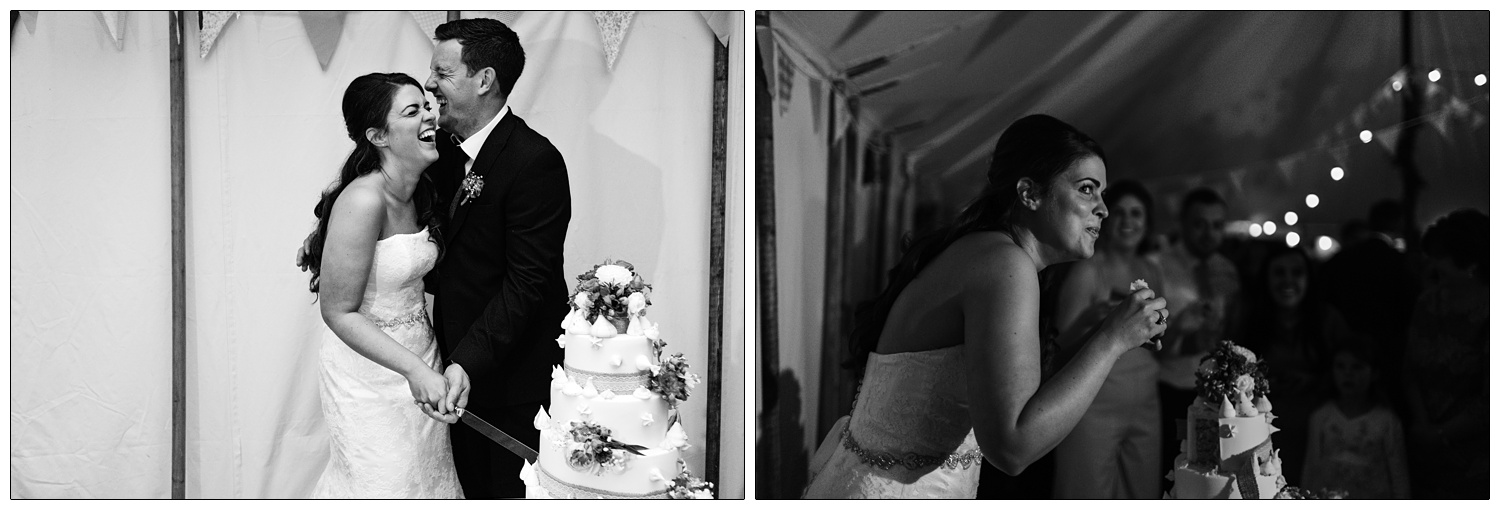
<box><xmin>443</xmin><ymin>363</ymin><xmax>471</xmax><ymax>421</ymax></box>
<box><xmin>408</xmin><ymin>366</ymin><xmax>456</xmax><ymax>423</ymax></box>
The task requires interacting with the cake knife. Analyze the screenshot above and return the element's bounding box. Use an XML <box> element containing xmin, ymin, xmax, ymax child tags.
<box><xmin>460</xmin><ymin>410</ymin><xmax>540</xmax><ymax>462</ymax></box>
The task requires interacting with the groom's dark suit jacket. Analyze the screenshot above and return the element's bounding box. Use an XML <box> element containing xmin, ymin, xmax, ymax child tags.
<box><xmin>427</xmin><ymin>111</ymin><xmax>570</xmax><ymax>409</ymax></box>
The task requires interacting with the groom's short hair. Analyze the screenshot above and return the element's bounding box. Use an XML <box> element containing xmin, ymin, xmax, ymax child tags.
<box><xmin>435</xmin><ymin>18</ymin><xmax>525</xmax><ymax>98</ymax></box>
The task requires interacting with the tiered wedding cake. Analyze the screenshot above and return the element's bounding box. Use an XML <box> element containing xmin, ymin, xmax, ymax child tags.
<box><xmin>522</xmin><ymin>260</ymin><xmax>713</xmax><ymax>499</ymax></box>
<box><xmin>1165</xmin><ymin>340</ymin><xmax>1288</xmax><ymax>499</ymax></box>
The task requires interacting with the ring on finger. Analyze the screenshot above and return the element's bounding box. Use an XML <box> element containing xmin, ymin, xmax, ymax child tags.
<box><xmin>1155</xmin><ymin>309</ymin><xmax>1167</xmax><ymax>325</ymax></box>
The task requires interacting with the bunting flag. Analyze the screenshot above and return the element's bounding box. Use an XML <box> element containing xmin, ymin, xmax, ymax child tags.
<box><xmin>300</xmin><ymin>11</ymin><xmax>347</xmax><ymax>70</ymax></box>
<box><xmin>492</xmin><ymin>11</ymin><xmax>521</xmax><ymax>26</ymax></box>
<box><xmin>1274</xmin><ymin>156</ymin><xmax>1299</xmax><ymax>186</ymax></box>
<box><xmin>1429</xmin><ymin>106</ymin><xmax>1453</xmax><ymax>140</ymax></box>
<box><xmin>808</xmin><ymin>78</ymin><xmax>824</xmax><ymax>136</ymax></box>
<box><xmin>593</xmin><ymin>11</ymin><xmax>635</xmax><ymax>71</ymax></box>
<box><xmin>1372</xmin><ymin>126</ymin><xmax>1401</xmax><ymax>154</ymax></box>
<box><xmin>410</xmin><ymin>11</ymin><xmax>445</xmax><ymax>41</ymax></box>
<box><xmin>701</xmin><ymin>11</ymin><xmax>735</xmax><ymax>46</ymax></box>
<box><xmin>96</xmin><ymin>11</ymin><xmax>125</xmax><ymax>50</ymax></box>
<box><xmin>199</xmin><ymin>11</ymin><xmax>237</xmax><ymax>59</ymax></box>
<box><xmin>1328</xmin><ymin>145</ymin><xmax>1349</xmax><ymax>170</ymax></box>
<box><xmin>19</xmin><ymin>10</ymin><xmax>38</xmax><ymax>35</ymax></box>
<box><xmin>776</xmin><ymin>46</ymin><xmax>794</xmax><ymax>116</ymax></box>
<box><xmin>1227</xmin><ymin>168</ymin><xmax>1247</xmax><ymax>193</ymax></box>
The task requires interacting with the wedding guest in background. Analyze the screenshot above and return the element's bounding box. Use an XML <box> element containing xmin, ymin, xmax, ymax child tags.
<box><xmin>1050</xmin><ymin>180</ymin><xmax>1163</xmax><ymax>499</ymax></box>
<box><xmin>1151</xmin><ymin>188</ymin><xmax>1238</xmax><ymax>481</ymax></box>
<box><xmin>1238</xmin><ymin>243</ymin><xmax>1349</xmax><ymax>487</ymax></box>
<box><xmin>1319</xmin><ymin>199</ymin><xmax>1418</xmax><ymax>398</ymax></box>
<box><xmin>1303</xmin><ymin>342</ymin><xmax>1410</xmax><ymax>499</ymax></box>
<box><xmin>1403</xmin><ymin>208</ymin><xmax>1488</xmax><ymax>499</ymax></box>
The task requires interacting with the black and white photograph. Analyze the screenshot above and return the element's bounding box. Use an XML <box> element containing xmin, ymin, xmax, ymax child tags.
<box><xmin>11</xmin><ymin>10</ymin><xmax>745</xmax><ymax>499</ymax></box>
<box><xmin>754</xmin><ymin>10</ymin><xmax>1487</xmax><ymax>499</ymax></box>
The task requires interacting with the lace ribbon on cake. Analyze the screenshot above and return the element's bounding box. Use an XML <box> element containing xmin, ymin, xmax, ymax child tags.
<box><xmin>371</xmin><ymin>308</ymin><xmax>430</xmax><ymax>330</ymax></box>
<box><xmin>1232</xmin><ymin>438</ymin><xmax>1275</xmax><ymax>498</ymax></box>
<box><xmin>536</xmin><ymin>464</ymin><xmax>669</xmax><ymax>499</ymax></box>
<box><xmin>838</xmin><ymin>422</ymin><xmax>983</xmax><ymax>471</ymax></box>
<box><xmin>564</xmin><ymin>364</ymin><xmax>652</xmax><ymax>393</ymax></box>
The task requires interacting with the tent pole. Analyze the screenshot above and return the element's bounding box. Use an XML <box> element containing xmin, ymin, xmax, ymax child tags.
<box><xmin>752</xmin><ymin>10</ymin><xmax>783</xmax><ymax>498</ymax></box>
<box><xmin>706</xmin><ymin>38</ymin><xmax>728</xmax><ymax>490</ymax></box>
<box><xmin>447</xmin><ymin>11</ymin><xmax>460</xmax><ymax>22</ymax></box>
<box><xmin>169</xmin><ymin>10</ymin><xmax>187</xmax><ymax>500</ymax></box>
<box><xmin>1396</xmin><ymin>10</ymin><xmax>1424</xmax><ymax>244</ymax></box>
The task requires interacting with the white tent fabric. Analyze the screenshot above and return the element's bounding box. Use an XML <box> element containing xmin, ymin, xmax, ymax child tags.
<box><xmin>12</xmin><ymin>10</ymin><xmax>745</xmax><ymax>499</ymax></box>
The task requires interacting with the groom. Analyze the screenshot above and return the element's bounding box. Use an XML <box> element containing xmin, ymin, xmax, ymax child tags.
<box><xmin>424</xmin><ymin>18</ymin><xmax>570</xmax><ymax>499</ymax></box>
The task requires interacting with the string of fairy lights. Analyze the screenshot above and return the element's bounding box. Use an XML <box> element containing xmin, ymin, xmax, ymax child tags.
<box><xmin>1238</xmin><ymin>66</ymin><xmax>1488</xmax><ymax>255</ymax></box>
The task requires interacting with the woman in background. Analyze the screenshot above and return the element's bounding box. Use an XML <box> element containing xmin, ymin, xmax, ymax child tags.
<box><xmin>1049</xmin><ymin>180</ymin><xmax>1164</xmax><ymax>499</ymax></box>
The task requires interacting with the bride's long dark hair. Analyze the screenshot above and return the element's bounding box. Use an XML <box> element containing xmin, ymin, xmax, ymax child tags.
<box><xmin>845</xmin><ymin>114</ymin><xmax>1106</xmax><ymax>372</ymax></box>
<box><xmin>298</xmin><ymin>73</ymin><xmax>444</xmax><ymax>295</ymax></box>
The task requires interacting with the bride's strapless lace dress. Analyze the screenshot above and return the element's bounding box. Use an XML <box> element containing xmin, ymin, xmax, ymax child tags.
<box><xmin>803</xmin><ymin>345</ymin><xmax>983</xmax><ymax>498</ymax></box>
<box><xmin>311</xmin><ymin>228</ymin><xmax>463</xmax><ymax>499</ymax></box>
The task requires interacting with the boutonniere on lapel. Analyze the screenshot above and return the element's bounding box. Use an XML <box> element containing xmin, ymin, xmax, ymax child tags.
<box><xmin>459</xmin><ymin>173</ymin><xmax>485</xmax><ymax>206</ymax></box>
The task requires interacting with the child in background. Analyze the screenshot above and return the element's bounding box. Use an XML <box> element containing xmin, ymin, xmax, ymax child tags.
<box><xmin>1302</xmin><ymin>342</ymin><xmax>1410</xmax><ymax>498</ymax></box>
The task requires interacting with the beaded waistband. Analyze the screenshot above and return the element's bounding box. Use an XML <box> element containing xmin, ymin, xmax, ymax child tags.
<box><xmin>535</xmin><ymin>464</ymin><xmax>669</xmax><ymax>499</ymax></box>
<box><xmin>371</xmin><ymin>308</ymin><xmax>429</xmax><ymax>330</ymax></box>
<box><xmin>839</xmin><ymin>422</ymin><xmax>984</xmax><ymax>471</ymax></box>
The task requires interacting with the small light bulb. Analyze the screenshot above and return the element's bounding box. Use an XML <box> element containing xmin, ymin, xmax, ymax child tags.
<box><xmin>1286</xmin><ymin>232</ymin><xmax>1301</xmax><ymax>247</ymax></box>
<box><xmin>1318</xmin><ymin>236</ymin><xmax>1333</xmax><ymax>251</ymax></box>
<box><xmin>1285</xmin><ymin>212</ymin><xmax>1299</xmax><ymax>226</ymax></box>
<box><xmin>1360</xmin><ymin>130</ymin><xmax>1373</xmax><ymax>143</ymax></box>
<box><xmin>1263</xmin><ymin>221</ymin><xmax>1277</xmax><ymax>235</ymax></box>
<box><xmin>1476</xmin><ymin>74</ymin><xmax>1487</xmax><ymax>87</ymax></box>
<box><xmin>1429</xmin><ymin>69</ymin><xmax>1442</xmax><ymax>83</ymax></box>
<box><xmin>1306</xmin><ymin>194</ymin><xmax>1320</xmax><ymax>208</ymax></box>
<box><xmin>1249</xmin><ymin>223</ymin><xmax>1262</xmax><ymax>237</ymax></box>
<box><xmin>1392</xmin><ymin>80</ymin><xmax>1403</xmax><ymax>92</ymax></box>
<box><xmin>1331</xmin><ymin>167</ymin><xmax>1344</xmax><ymax>181</ymax></box>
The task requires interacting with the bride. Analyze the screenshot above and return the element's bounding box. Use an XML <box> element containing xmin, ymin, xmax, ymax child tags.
<box><xmin>297</xmin><ymin>73</ymin><xmax>463</xmax><ymax>498</ymax></box>
<box><xmin>803</xmin><ymin>114</ymin><xmax>1169</xmax><ymax>498</ymax></box>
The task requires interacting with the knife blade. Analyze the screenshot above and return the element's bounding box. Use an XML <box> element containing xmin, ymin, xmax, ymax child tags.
<box><xmin>460</xmin><ymin>410</ymin><xmax>539</xmax><ymax>462</ymax></box>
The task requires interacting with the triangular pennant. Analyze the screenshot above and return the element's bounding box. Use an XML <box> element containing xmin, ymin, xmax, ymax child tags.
<box><xmin>97</xmin><ymin>11</ymin><xmax>125</xmax><ymax>50</ymax></box>
<box><xmin>1350</xmin><ymin>104</ymin><xmax>1368</xmax><ymax>131</ymax></box>
<box><xmin>809</xmin><ymin>78</ymin><xmax>824</xmax><ymax>136</ymax></box>
<box><xmin>409</xmin><ymin>11</ymin><xmax>445</xmax><ymax>42</ymax></box>
<box><xmin>1429</xmin><ymin>107</ymin><xmax>1453</xmax><ymax>140</ymax></box>
<box><xmin>1447</xmin><ymin>95</ymin><xmax>1472</xmax><ymax>120</ymax></box>
<box><xmin>493</xmin><ymin>11</ymin><xmax>521</xmax><ymax>26</ymax></box>
<box><xmin>593</xmin><ymin>11</ymin><xmax>635</xmax><ymax>71</ymax></box>
<box><xmin>1328</xmin><ymin>145</ymin><xmax>1350</xmax><ymax>169</ymax></box>
<box><xmin>1373</xmin><ymin>126</ymin><xmax>1401</xmax><ymax>154</ymax></box>
<box><xmin>1274</xmin><ymin>157</ymin><xmax>1298</xmax><ymax>185</ymax></box>
<box><xmin>20</xmin><ymin>11</ymin><xmax>38</xmax><ymax>35</ymax></box>
<box><xmin>700</xmin><ymin>11</ymin><xmax>734</xmax><ymax>46</ymax></box>
<box><xmin>1227</xmin><ymin>168</ymin><xmax>1247</xmax><ymax>193</ymax></box>
<box><xmin>776</xmin><ymin>45</ymin><xmax>795</xmax><ymax>116</ymax></box>
<box><xmin>300</xmin><ymin>11</ymin><xmax>347</xmax><ymax>70</ymax></box>
<box><xmin>199</xmin><ymin>11</ymin><xmax>237</xmax><ymax>59</ymax></box>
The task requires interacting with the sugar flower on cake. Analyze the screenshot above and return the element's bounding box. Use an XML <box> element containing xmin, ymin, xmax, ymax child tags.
<box><xmin>660</xmin><ymin>422</ymin><xmax>689</xmax><ymax>451</ymax></box>
<box><xmin>667</xmin><ymin>458</ymin><xmax>715</xmax><ymax>499</ymax></box>
<box><xmin>648</xmin><ymin>353</ymin><xmax>700</xmax><ymax>402</ymax></box>
<box><xmin>570</xmin><ymin>259</ymin><xmax>653</xmax><ymax>335</ymax></box>
<box><xmin>562</xmin><ymin>420</ymin><xmax>646</xmax><ymax>475</ymax></box>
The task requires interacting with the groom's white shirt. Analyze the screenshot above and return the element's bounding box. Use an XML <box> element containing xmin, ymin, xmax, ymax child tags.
<box><xmin>458</xmin><ymin>104</ymin><xmax>510</xmax><ymax>176</ymax></box>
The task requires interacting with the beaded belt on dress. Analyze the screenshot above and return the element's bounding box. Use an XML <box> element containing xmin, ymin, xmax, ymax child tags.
<box><xmin>839</xmin><ymin>422</ymin><xmax>984</xmax><ymax>471</ymax></box>
<box><xmin>371</xmin><ymin>309</ymin><xmax>429</xmax><ymax>329</ymax></box>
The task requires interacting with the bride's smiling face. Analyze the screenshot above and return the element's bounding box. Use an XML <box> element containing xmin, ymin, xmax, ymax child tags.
<box><xmin>1032</xmin><ymin>155</ymin><xmax>1108</xmax><ymax>261</ymax></box>
<box><xmin>381</xmin><ymin>84</ymin><xmax>439</xmax><ymax>168</ymax></box>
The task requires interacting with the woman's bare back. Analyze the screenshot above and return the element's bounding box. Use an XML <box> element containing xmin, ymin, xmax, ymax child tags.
<box><xmin>875</xmin><ymin>232</ymin><xmax>1035</xmax><ymax>355</ymax></box>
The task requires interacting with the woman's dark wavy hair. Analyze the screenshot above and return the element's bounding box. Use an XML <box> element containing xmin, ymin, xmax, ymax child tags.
<box><xmin>298</xmin><ymin>73</ymin><xmax>443</xmax><ymax>296</ymax></box>
<box><xmin>845</xmin><ymin>114</ymin><xmax>1106</xmax><ymax>372</ymax></box>
<box><xmin>1101</xmin><ymin>179</ymin><xmax>1156</xmax><ymax>255</ymax></box>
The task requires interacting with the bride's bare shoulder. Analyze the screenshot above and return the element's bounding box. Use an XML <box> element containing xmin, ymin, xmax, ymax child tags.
<box><xmin>946</xmin><ymin>231</ymin><xmax>1034</xmax><ymax>284</ymax></box>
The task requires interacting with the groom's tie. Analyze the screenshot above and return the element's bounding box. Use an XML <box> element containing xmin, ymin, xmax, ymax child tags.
<box><xmin>448</xmin><ymin>152</ymin><xmax>472</xmax><ymax>218</ymax></box>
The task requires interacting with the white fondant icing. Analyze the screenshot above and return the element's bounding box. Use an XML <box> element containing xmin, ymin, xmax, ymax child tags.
<box><xmin>590</xmin><ymin>315</ymin><xmax>617</xmax><ymax>338</ymax></box>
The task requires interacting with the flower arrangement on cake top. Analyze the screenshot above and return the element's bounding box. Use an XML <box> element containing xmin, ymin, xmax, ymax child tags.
<box><xmin>566</xmin><ymin>259</ymin><xmax>653</xmax><ymax>336</ymax></box>
<box><xmin>1194</xmin><ymin>340</ymin><xmax>1272</xmax><ymax>418</ymax></box>
<box><xmin>561</xmin><ymin>419</ymin><xmax>647</xmax><ymax>475</ymax></box>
